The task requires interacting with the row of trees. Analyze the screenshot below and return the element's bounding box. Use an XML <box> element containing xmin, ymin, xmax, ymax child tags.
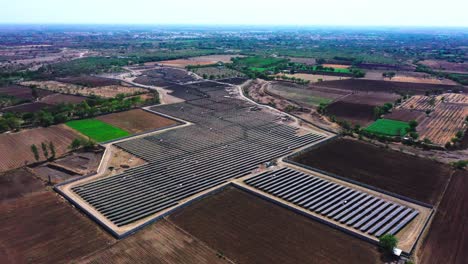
<box><xmin>275</xmin><ymin>74</ymin><xmax>311</xmax><ymax>85</ymax></box>
<box><xmin>30</xmin><ymin>142</ymin><xmax>56</xmax><ymax>161</ymax></box>
<box><xmin>1</xmin><ymin>92</ymin><xmax>159</xmax><ymax>133</ymax></box>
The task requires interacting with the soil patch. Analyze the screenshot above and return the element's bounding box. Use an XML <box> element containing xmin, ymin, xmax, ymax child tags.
<box><xmin>0</xmin><ymin>168</ymin><xmax>44</xmax><ymax>202</ymax></box>
<box><xmin>418</xmin><ymin>170</ymin><xmax>468</xmax><ymax>264</ymax></box>
<box><xmin>170</xmin><ymin>187</ymin><xmax>383</xmax><ymax>264</ymax></box>
<box><xmin>0</xmin><ymin>191</ymin><xmax>114</xmax><ymax>264</ymax></box>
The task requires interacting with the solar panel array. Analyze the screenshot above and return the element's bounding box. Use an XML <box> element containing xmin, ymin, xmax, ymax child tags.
<box><xmin>72</xmin><ymin>82</ymin><xmax>326</xmax><ymax>227</ymax></box>
<box><xmin>245</xmin><ymin>168</ymin><xmax>419</xmax><ymax>237</ymax></box>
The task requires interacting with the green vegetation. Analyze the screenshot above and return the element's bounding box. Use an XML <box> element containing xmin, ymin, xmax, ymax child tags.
<box><xmin>373</xmin><ymin>103</ymin><xmax>393</xmax><ymax>119</ymax></box>
<box><xmin>451</xmin><ymin>160</ymin><xmax>468</xmax><ymax>170</ymax></box>
<box><xmin>30</xmin><ymin>144</ymin><xmax>40</xmax><ymax>161</ymax></box>
<box><xmin>379</xmin><ymin>234</ymin><xmax>398</xmax><ymax>254</ymax></box>
<box><xmin>69</xmin><ymin>137</ymin><xmax>97</xmax><ymax>151</ymax></box>
<box><xmin>66</xmin><ymin>119</ymin><xmax>130</xmax><ymax>142</ymax></box>
<box><xmin>230</xmin><ymin>56</ymin><xmax>289</xmax><ymax>78</ymax></box>
<box><xmin>416</xmin><ymin>64</ymin><xmax>468</xmax><ymax>85</ymax></box>
<box><xmin>365</xmin><ymin>119</ymin><xmax>410</xmax><ymax>136</ymax></box>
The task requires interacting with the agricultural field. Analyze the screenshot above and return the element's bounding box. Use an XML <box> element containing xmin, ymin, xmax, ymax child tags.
<box><xmin>0</xmin><ymin>84</ymin><xmax>57</xmax><ymax>111</ymax></box>
<box><xmin>2</xmin><ymin>102</ymin><xmax>52</xmax><ymax>113</ymax></box>
<box><xmin>420</xmin><ymin>60</ymin><xmax>468</xmax><ymax>73</ymax></box>
<box><xmin>393</xmin><ymin>93</ymin><xmax>468</xmax><ymax>146</ymax></box>
<box><xmin>57</xmin><ymin>76</ymin><xmax>121</xmax><ymax>87</ymax></box>
<box><xmin>384</xmin><ymin>109</ymin><xmax>427</xmax><ymax>123</ymax></box>
<box><xmin>292</xmin><ymin>138</ymin><xmax>452</xmax><ymax>205</ymax></box>
<box><xmin>322</xmin><ymin>64</ymin><xmax>350</xmax><ymax>69</ymax></box>
<box><xmin>0</xmin><ymin>124</ymin><xmax>81</xmax><ymax>172</ymax></box>
<box><xmin>418</xmin><ymin>170</ymin><xmax>468</xmax><ymax>264</ymax></box>
<box><xmin>66</xmin><ymin>119</ymin><xmax>130</xmax><ymax>142</ymax></box>
<box><xmin>314</xmin><ymin>79</ymin><xmax>464</xmax><ymax>95</ymax></box>
<box><xmin>22</xmin><ymin>80</ymin><xmax>149</xmax><ymax>98</ymax></box>
<box><xmin>232</xmin><ymin>56</ymin><xmax>288</xmax><ymax>73</ymax></box>
<box><xmin>81</xmin><ymin>219</ymin><xmax>227</xmax><ymax>264</ymax></box>
<box><xmin>135</xmin><ymin>67</ymin><xmax>197</xmax><ymax>85</ymax></box>
<box><xmin>0</xmin><ymin>191</ymin><xmax>114</xmax><ymax>264</ymax></box>
<box><xmin>189</xmin><ymin>66</ymin><xmax>244</xmax><ymax>79</ymax></box>
<box><xmin>365</xmin><ymin>119</ymin><xmax>410</xmax><ymax>136</ymax></box>
<box><xmin>170</xmin><ymin>187</ymin><xmax>383</xmax><ymax>264</ymax></box>
<box><xmin>157</xmin><ymin>54</ymin><xmax>242</xmax><ymax>68</ymax></box>
<box><xmin>95</xmin><ymin>109</ymin><xmax>179</xmax><ymax>134</ymax></box>
<box><xmin>40</xmin><ymin>93</ymin><xmax>87</xmax><ymax>105</ymax></box>
<box><xmin>324</xmin><ymin>101</ymin><xmax>377</xmax><ymax>126</ymax></box>
<box><xmin>277</xmin><ymin>73</ymin><xmax>350</xmax><ymax>83</ymax></box>
<box><xmin>389</xmin><ymin>75</ymin><xmax>457</xmax><ymax>85</ymax></box>
<box><xmin>267</xmin><ymin>81</ymin><xmax>339</xmax><ymax>107</ymax></box>
<box><xmin>287</xmin><ymin>57</ymin><xmax>316</xmax><ymax>65</ymax></box>
<box><xmin>0</xmin><ymin>168</ymin><xmax>43</xmax><ymax>201</ymax></box>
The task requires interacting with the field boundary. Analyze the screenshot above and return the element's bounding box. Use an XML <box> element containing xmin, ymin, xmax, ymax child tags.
<box><xmin>283</xmin><ymin>139</ymin><xmax>434</xmax><ymax>209</ymax></box>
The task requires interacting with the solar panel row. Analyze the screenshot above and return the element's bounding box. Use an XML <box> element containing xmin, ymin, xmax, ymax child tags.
<box><xmin>245</xmin><ymin>168</ymin><xmax>419</xmax><ymax>237</ymax></box>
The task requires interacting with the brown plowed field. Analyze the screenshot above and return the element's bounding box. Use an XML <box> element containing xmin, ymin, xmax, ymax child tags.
<box><xmin>315</xmin><ymin>79</ymin><xmax>462</xmax><ymax>94</ymax></box>
<box><xmin>81</xmin><ymin>219</ymin><xmax>227</xmax><ymax>264</ymax></box>
<box><xmin>292</xmin><ymin>138</ymin><xmax>452</xmax><ymax>205</ymax></box>
<box><xmin>0</xmin><ymin>84</ymin><xmax>36</xmax><ymax>100</ymax></box>
<box><xmin>170</xmin><ymin>187</ymin><xmax>384</xmax><ymax>264</ymax></box>
<box><xmin>0</xmin><ymin>125</ymin><xmax>81</xmax><ymax>172</ymax></box>
<box><xmin>2</xmin><ymin>102</ymin><xmax>52</xmax><ymax>113</ymax></box>
<box><xmin>340</xmin><ymin>92</ymin><xmax>399</xmax><ymax>106</ymax></box>
<box><xmin>325</xmin><ymin>101</ymin><xmax>376</xmax><ymax>126</ymax></box>
<box><xmin>40</xmin><ymin>93</ymin><xmax>87</xmax><ymax>105</ymax></box>
<box><xmin>0</xmin><ymin>191</ymin><xmax>114</xmax><ymax>264</ymax></box>
<box><xmin>384</xmin><ymin>109</ymin><xmax>426</xmax><ymax>123</ymax></box>
<box><xmin>421</xmin><ymin>60</ymin><xmax>468</xmax><ymax>73</ymax></box>
<box><xmin>96</xmin><ymin>109</ymin><xmax>179</xmax><ymax>134</ymax></box>
<box><xmin>0</xmin><ymin>168</ymin><xmax>44</xmax><ymax>202</ymax></box>
<box><xmin>419</xmin><ymin>170</ymin><xmax>468</xmax><ymax>264</ymax></box>
<box><xmin>58</xmin><ymin>76</ymin><xmax>121</xmax><ymax>87</ymax></box>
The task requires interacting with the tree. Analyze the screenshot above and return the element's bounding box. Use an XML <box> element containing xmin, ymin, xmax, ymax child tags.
<box><xmin>451</xmin><ymin>160</ymin><xmax>468</xmax><ymax>169</ymax></box>
<box><xmin>41</xmin><ymin>142</ymin><xmax>49</xmax><ymax>159</ymax></box>
<box><xmin>69</xmin><ymin>138</ymin><xmax>82</xmax><ymax>150</ymax></box>
<box><xmin>49</xmin><ymin>142</ymin><xmax>56</xmax><ymax>159</ymax></box>
<box><xmin>379</xmin><ymin>234</ymin><xmax>398</xmax><ymax>254</ymax></box>
<box><xmin>409</xmin><ymin>132</ymin><xmax>419</xmax><ymax>140</ymax></box>
<box><xmin>408</xmin><ymin>120</ymin><xmax>418</xmax><ymax>132</ymax></box>
<box><xmin>382</xmin><ymin>71</ymin><xmax>396</xmax><ymax>79</ymax></box>
<box><xmin>31</xmin><ymin>144</ymin><xmax>40</xmax><ymax>161</ymax></box>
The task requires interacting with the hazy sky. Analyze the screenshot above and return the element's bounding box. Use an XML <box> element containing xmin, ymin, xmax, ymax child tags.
<box><xmin>1</xmin><ymin>0</ymin><xmax>467</xmax><ymax>27</ymax></box>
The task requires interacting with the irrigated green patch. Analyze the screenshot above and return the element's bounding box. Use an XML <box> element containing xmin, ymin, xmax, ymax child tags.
<box><xmin>365</xmin><ymin>119</ymin><xmax>410</xmax><ymax>136</ymax></box>
<box><xmin>66</xmin><ymin>119</ymin><xmax>130</xmax><ymax>142</ymax></box>
<box><xmin>233</xmin><ymin>56</ymin><xmax>288</xmax><ymax>73</ymax></box>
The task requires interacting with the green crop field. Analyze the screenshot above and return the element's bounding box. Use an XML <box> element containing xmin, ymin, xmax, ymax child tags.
<box><xmin>365</xmin><ymin>119</ymin><xmax>410</xmax><ymax>136</ymax></box>
<box><xmin>66</xmin><ymin>119</ymin><xmax>130</xmax><ymax>142</ymax></box>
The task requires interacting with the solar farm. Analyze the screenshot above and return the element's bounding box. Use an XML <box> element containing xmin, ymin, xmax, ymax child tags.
<box><xmin>245</xmin><ymin>168</ymin><xmax>420</xmax><ymax>238</ymax></box>
<box><xmin>58</xmin><ymin>80</ymin><xmax>328</xmax><ymax>232</ymax></box>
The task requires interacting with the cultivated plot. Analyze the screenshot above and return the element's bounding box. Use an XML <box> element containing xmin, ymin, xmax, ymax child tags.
<box><xmin>169</xmin><ymin>186</ymin><xmax>384</xmax><ymax>264</ymax></box>
<box><xmin>291</xmin><ymin>138</ymin><xmax>452</xmax><ymax>205</ymax></box>
<box><xmin>66</xmin><ymin>119</ymin><xmax>130</xmax><ymax>142</ymax></box>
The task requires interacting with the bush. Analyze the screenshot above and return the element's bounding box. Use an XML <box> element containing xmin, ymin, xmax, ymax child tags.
<box><xmin>451</xmin><ymin>160</ymin><xmax>468</xmax><ymax>170</ymax></box>
<box><xmin>379</xmin><ymin>234</ymin><xmax>398</xmax><ymax>254</ymax></box>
